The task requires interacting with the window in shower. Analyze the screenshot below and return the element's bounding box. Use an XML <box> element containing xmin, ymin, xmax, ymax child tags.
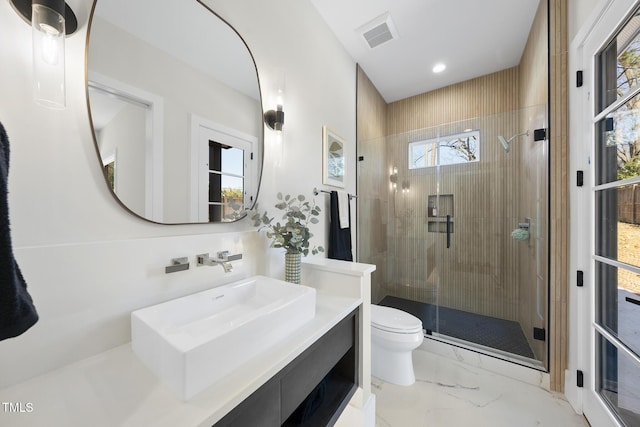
<box><xmin>408</xmin><ymin>130</ymin><xmax>479</xmax><ymax>169</ymax></box>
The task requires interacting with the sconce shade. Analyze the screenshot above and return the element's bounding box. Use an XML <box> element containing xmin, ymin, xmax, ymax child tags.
<box><xmin>32</xmin><ymin>1</ymin><xmax>66</xmax><ymax>108</ymax></box>
<box><xmin>10</xmin><ymin>0</ymin><xmax>78</xmax><ymax>34</ymax></box>
<box><xmin>264</xmin><ymin>106</ymin><xmax>285</xmax><ymax>131</ymax></box>
<box><xmin>10</xmin><ymin>0</ymin><xmax>77</xmax><ymax>108</ymax></box>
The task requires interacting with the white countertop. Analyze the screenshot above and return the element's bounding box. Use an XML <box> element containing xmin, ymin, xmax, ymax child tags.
<box><xmin>0</xmin><ymin>294</ymin><xmax>362</xmax><ymax>427</ymax></box>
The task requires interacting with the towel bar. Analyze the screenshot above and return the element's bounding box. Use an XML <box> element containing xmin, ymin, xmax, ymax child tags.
<box><xmin>313</xmin><ymin>187</ymin><xmax>357</xmax><ymax>200</ymax></box>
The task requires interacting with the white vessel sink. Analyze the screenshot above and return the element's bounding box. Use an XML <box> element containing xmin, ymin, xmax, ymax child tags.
<box><xmin>131</xmin><ymin>275</ymin><xmax>316</xmax><ymax>400</ymax></box>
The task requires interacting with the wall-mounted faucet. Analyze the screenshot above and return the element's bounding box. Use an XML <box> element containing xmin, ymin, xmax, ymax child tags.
<box><xmin>196</xmin><ymin>251</ymin><xmax>242</xmax><ymax>273</ymax></box>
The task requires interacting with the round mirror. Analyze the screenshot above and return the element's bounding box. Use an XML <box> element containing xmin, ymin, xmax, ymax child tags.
<box><xmin>86</xmin><ymin>0</ymin><xmax>263</xmax><ymax>223</ymax></box>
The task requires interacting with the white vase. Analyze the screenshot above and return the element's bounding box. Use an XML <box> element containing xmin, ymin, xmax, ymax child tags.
<box><xmin>285</xmin><ymin>252</ymin><xmax>301</xmax><ymax>284</ymax></box>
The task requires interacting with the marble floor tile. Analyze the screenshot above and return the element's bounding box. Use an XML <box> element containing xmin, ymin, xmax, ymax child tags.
<box><xmin>374</xmin><ymin>348</ymin><xmax>589</xmax><ymax>427</ymax></box>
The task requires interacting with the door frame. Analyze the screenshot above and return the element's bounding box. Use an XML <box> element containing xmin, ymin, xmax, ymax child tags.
<box><xmin>88</xmin><ymin>71</ymin><xmax>165</xmax><ymax>222</ymax></box>
<box><xmin>569</xmin><ymin>0</ymin><xmax>640</xmax><ymax>425</ymax></box>
<box><xmin>189</xmin><ymin>114</ymin><xmax>257</xmax><ymax>222</ymax></box>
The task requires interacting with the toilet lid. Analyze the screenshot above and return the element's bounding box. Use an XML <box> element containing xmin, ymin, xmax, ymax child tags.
<box><xmin>371</xmin><ymin>305</ymin><xmax>423</xmax><ymax>333</ymax></box>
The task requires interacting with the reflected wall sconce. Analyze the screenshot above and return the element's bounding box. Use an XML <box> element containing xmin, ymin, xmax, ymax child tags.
<box><xmin>401</xmin><ymin>180</ymin><xmax>410</xmax><ymax>193</ymax></box>
<box><xmin>10</xmin><ymin>0</ymin><xmax>78</xmax><ymax>109</ymax></box>
<box><xmin>390</xmin><ymin>166</ymin><xmax>398</xmax><ymax>189</ymax></box>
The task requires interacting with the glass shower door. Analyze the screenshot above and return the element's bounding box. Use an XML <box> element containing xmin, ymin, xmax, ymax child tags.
<box><xmin>358</xmin><ymin>107</ymin><xmax>549</xmax><ymax>369</ymax></box>
<box><xmin>432</xmin><ymin>109</ymin><xmax>548</xmax><ymax>367</ymax></box>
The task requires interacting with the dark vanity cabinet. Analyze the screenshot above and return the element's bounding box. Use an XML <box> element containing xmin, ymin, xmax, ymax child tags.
<box><xmin>214</xmin><ymin>310</ymin><xmax>358</xmax><ymax>427</ymax></box>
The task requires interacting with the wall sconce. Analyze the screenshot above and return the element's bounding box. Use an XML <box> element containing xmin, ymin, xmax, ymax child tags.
<box><xmin>10</xmin><ymin>0</ymin><xmax>78</xmax><ymax>109</ymax></box>
<box><xmin>264</xmin><ymin>72</ymin><xmax>285</xmax><ymax>131</ymax></box>
<box><xmin>390</xmin><ymin>167</ymin><xmax>398</xmax><ymax>189</ymax></box>
<box><xmin>264</xmin><ymin>105</ymin><xmax>284</xmax><ymax>131</ymax></box>
<box><xmin>401</xmin><ymin>180</ymin><xmax>410</xmax><ymax>193</ymax></box>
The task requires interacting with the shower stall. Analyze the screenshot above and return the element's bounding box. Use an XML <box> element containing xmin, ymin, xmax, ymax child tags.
<box><xmin>358</xmin><ymin>105</ymin><xmax>549</xmax><ymax>369</ymax></box>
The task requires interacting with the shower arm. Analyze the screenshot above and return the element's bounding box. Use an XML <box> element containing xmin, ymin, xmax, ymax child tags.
<box><xmin>508</xmin><ymin>130</ymin><xmax>530</xmax><ymax>143</ymax></box>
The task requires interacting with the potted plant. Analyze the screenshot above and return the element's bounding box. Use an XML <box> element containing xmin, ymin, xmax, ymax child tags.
<box><xmin>251</xmin><ymin>192</ymin><xmax>324</xmax><ymax>283</ymax></box>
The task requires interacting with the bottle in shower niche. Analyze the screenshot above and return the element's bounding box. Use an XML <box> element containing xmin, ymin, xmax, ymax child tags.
<box><xmin>428</xmin><ymin>197</ymin><xmax>437</xmax><ymax>217</ymax></box>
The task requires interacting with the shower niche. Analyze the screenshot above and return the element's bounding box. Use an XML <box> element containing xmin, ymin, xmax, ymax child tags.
<box><xmin>427</xmin><ymin>194</ymin><xmax>454</xmax><ymax>233</ymax></box>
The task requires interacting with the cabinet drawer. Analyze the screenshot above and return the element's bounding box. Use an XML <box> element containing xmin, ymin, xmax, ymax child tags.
<box><xmin>280</xmin><ymin>314</ymin><xmax>355</xmax><ymax>421</ymax></box>
<box><xmin>214</xmin><ymin>377</ymin><xmax>280</xmax><ymax>427</ymax></box>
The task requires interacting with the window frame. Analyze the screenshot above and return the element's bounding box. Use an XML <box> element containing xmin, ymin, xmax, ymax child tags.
<box><xmin>407</xmin><ymin>129</ymin><xmax>480</xmax><ymax>170</ymax></box>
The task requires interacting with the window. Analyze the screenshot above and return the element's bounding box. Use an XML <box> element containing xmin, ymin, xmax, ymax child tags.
<box><xmin>592</xmin><ymin>4</ymin><xmax>640</xmax><ymax>425</ymax></box>
<box><xmin>408</xmin><ymin>130</ymin><xmax>479</xmax><ymax>169</ymax></box>
<box><xmin>207</xmin><ymin>141</ymin><xmax>247</xmax><ymax>222</ymax></box>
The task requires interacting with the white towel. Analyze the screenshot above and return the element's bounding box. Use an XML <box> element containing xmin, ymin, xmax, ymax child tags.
<box><xmin>338</xmin><ymin>190</ymin><xmax>349</xmax><ymax>229</ymax></box>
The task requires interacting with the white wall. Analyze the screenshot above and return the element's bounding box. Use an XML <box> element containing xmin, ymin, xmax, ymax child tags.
<box><xmin>569</xmin><ymin>0</ymin><xmax>602</xmax><ymax>42</ymax></box>
<box><xmin>0</xmin><ymin>0</ymin><xmax>356</xmax><ymax>388</ymax></box>
<box><xmin>98</xmin><ymin>103</ymin><xmax>147</xmax><ymax>216</ymax></box>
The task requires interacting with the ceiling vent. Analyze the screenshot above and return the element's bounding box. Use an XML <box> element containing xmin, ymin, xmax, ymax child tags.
<box><xmin>357</xmin><ymin>12</ymin><xmax>399</xmax><ymax>49</ymax></box>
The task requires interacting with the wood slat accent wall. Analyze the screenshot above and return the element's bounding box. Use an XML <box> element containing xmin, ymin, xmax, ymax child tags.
<box><xmin>387</xmin><ymin>68</ymin><xmax>520</xmax><ymax>135</ymax></box>
<box><xmin>549</xmin><ymin>0</ymin><xmax>569</xmax><ymax>393</ymax></box>
<box><xmin>384</xmin><ymin>68</ymin><xmax>523</xmax><ymax>321</ymax></box>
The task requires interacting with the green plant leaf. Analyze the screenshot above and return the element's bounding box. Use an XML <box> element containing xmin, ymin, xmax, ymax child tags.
<box><xmin>249</xmin><ymin>192</ymin><xmax>323</xmax><ymax>257</ymax></box>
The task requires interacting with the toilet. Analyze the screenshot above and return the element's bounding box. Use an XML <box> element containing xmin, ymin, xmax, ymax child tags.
<box><xmin>371</xmin><ymin>304</ymin><xmax>424</xmax><ymax>386</ymax></box>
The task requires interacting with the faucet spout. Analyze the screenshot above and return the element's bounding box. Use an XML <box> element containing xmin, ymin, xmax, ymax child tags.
<box><xmin>196</xmin><ymin>252</ymin><xmax>241</xmax><ymax>272</ymax></box>
<box><xmin>220</xmin><ymin>262</ymin><xmax>233</xmax><ymax>273</ymax></box>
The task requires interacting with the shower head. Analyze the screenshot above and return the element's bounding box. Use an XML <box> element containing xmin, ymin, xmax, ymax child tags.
<box><xmin>498</xmin><ymin>135</ymin><xmax>510</xmax><ymax>152</ymax></box>
<box><xmin>497</xmin><ymin>130</ymin><xmax>530</xmax><ymax>152</ymax></box>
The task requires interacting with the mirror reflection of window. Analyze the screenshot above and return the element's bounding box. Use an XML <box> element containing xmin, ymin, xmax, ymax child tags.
<box><xmin>208</xmin><ymin>141</ymin><xmax>245</xmax><ymax>222</ymax></box>
<box><xmin>103</xmin><ymin>158</ymin><xmax>116</xmax><ymax>191</ymax></box>
<box><xmin>409</xmin><ymin>130</ymin><xmax>480</xmax><ymax>169</ymax></box>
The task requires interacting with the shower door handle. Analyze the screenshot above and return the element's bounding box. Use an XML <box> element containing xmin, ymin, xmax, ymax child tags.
<box><xmin>446</xmin><ymin>215</ymin><xmax>451</xmax><ymax>249</ymax></box>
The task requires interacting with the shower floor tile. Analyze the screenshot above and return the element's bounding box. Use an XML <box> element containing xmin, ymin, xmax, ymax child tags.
<box><xmin>379</xmin><ymin>296</ymin><xmax>535</xmax><ymax>359</ymax></box>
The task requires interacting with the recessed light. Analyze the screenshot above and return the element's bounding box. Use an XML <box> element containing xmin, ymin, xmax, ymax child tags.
<box><xmin>432</xmin><ymin>63</ymin><xmax>446</xmax><ymax>73</ymax></box>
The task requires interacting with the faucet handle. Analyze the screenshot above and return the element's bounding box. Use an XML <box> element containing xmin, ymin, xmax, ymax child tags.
<box><xmin>218</xmin><ymin>251</ymin><xmax>242</xmax><ymax>262</ymax></box>
<box><xmin>165</xmin><ymin>257</ymin><xmax>189</xmax><ymax>274</ymax></box>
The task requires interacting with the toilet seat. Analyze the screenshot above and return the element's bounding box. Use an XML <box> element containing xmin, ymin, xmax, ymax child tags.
<box><xmin>371</xmin><ymin>305</ymin><xmax>423</xmax><ymax>334</ymax></box>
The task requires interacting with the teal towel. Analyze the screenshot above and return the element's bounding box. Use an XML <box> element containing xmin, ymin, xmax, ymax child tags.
<box><xmin>511</xmin><ymin>228</ymin><xmax>530</xmax><ymax>241</ymax></box>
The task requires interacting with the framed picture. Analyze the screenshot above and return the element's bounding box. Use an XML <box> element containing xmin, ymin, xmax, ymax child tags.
<box><xmin>322</xmin><ymin>126</ymin><xmax>346</xmax><ymax>188</ymax></box>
